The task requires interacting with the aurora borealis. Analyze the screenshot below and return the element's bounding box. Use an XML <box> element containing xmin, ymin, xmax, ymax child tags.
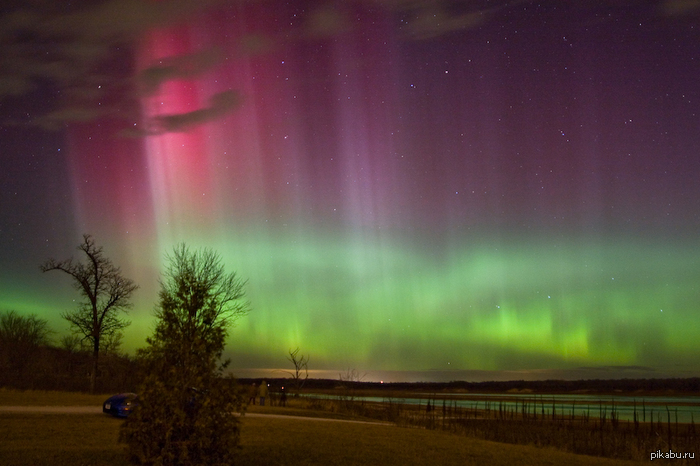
<box><xmin>1</xmin><ymin>1</ymin><xmax>699</xmax><ymax>382</ymax></box>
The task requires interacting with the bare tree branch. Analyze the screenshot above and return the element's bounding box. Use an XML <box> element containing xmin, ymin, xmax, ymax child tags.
<box><xmin>40</xmin><ymin>233</ymin><xmax>137</xmax><ymax>392</ymax></box>
<box><xmin>286</xmin><ymin>347</ymin><xmax>309</xmax><ymax>393</ymax></box>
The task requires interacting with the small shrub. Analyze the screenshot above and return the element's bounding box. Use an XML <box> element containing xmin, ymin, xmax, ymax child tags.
<box><xmin>120</xmin><ymin>375</ymin><xmax>244</xmax><ymax>466</ymax></box>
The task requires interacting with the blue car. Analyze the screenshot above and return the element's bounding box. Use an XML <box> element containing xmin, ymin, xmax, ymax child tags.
<box><xmin>103</xmin><ymin>392</ymin><xmax>138</xmax><ymax>418</ymax></box>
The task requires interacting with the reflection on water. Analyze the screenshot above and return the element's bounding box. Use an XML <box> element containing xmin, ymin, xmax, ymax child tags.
<box><xmin>304</xmin><ymin>392</ymin><xmax>700</xmax><ymax>423</ymax></box>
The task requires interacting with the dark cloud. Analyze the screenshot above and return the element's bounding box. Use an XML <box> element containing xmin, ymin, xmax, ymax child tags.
<box><xmin>0</xmin><ymin>0</ymin><xmax>510</xmax><ymax>132</ymax></box>
<box><xmin>399</xmin><ymin>6</ymin><xmax>491</xmax><ymax>40</ymax></box>
<box><xmin>138</xmin><ymin>47</ymin><xmax>224</xmax><ymax>96</ymax></box>
<box><xmin>3</xmin><ymin>0</ymin><xmax>680</xmax><ymax>132</ymax></box>
<box><xmin>37</xmin><ymin>0</ymin><xmax>226</xmax><ymax>41</ymax></box>
<box><xmin>662</xmin><ymin>0</ymin><xmax>700</xmax><ymax>15</ymax></box>
<box><xmin>122</xmin><ymin>90</ymin><xmax>242</xmax><ymax>137</ymax></box>
<box><xmin>33</xmin><ymin>106</ymin><xmax>108</xmax><ymax>131</ymax></box>
<box><xmin>302</xmin><ymin>4</ymin><xmax>353</xmax><ymax>39</ymax></box>
<box><xmin>0</xmin><ymin>0</ymin><xmax>229</xmax><ymax>132</ymax></box>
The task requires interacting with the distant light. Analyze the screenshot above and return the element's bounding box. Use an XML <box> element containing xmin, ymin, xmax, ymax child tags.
<box><xmin>380</xmin><ymin>381</ymin><xmax>384</xmax><ymax>384</ymax></box>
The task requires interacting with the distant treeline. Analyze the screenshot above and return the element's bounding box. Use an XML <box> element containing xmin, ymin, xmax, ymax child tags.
<box><xmin>0</xmin><ymin>309</ymin><xmax>139</xmax><ymax>393</ymax></box>
<box><xmin>0</xmin><ymin>343</ymin><xmax>139</xmax><ymax>393</ymax></box>
<box><xmin>238</xmin><ymin>377</ymin><xmax>700</xmax><ymax>394</ymax></box>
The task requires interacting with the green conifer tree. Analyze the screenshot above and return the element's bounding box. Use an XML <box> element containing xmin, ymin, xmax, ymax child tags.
<box><xmin>120</xmin><ymin>244</ymin><xmax>250</xmax><ymax>466</ymax></box>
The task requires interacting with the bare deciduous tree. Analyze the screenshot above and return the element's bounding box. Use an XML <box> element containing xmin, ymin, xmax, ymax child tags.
<box><xmin>0</xmin><ymin>310</ymin><xmax>52</xmax><ymax>384</ymax></box>
<box><xmin>338</xmin><ymin>368</ymin><xmax>365</xmax><ymax>408</ymax></box>
<box><xmin>286</xmin><ymin>347</ymin><xmax>309</xmax><ymax>393</ymax></box>
<box><xmin>40</xmin><ymin>234</ymin><xmax>138</xmax><ymax>393</ymax></box>
<box><xmin>60</xmin><ymin>334</ymin><xmax>85</xmax><ymax>353</ymax></box>
<box><xmin>339</xmin><ymin>368</ymin><xmax>364</xmax><ymax>384</ymax></box>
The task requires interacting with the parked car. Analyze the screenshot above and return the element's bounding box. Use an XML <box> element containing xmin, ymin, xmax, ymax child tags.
<box><xmin>103</xmin><ymin>392</ymin><xmax>138</xmax><ymax>418</ymax></box>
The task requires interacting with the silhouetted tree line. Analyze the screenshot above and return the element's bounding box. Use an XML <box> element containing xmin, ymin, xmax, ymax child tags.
<box><xmin>434</xmin><ymin>378</ymin><xmax>700</xmax><ymax>393</ymax></box>
<box><xmin>0</xmin><ymin>310</ymin><xmax>139</xmax><ymax>393</ymax></box>
<box><xmin>239</xmin><ymin>377</ymin><xmax>700</xmax><ymax>394</ymax></box>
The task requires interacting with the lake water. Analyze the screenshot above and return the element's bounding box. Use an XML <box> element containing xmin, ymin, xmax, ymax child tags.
<box><xmin>304</xmin><ymin>392</ymin><xmax>700</xmax><ymax>423</ymax></box>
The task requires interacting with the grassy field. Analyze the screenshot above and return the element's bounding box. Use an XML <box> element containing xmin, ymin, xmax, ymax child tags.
<box><xmin>0</xmin><ymin>387</ymin><xmax>110</xmax><ymax>406</ymax></box>
<box><xmin>13</xmin><ymin>389</ymin><xmax>698</xmax><ymax>464</ymax></box>
<box><xmin>235</xmin><ymin>415</ymin><xmax>643</xmax><ymax>466</ymax></box>
<box><xmin>0</xmin><ymin>412</ymin><xmax>129</xmax><ymax>466</ymax></box>
<box><xmin>0</xmin><ymin>411</ymin><xmax>644</xmax><ymax>466</ymax></box>
<box><xmin>265</xmin><ymin>392</ymin><xmax>698</xmax><ymax>462</ymax></box>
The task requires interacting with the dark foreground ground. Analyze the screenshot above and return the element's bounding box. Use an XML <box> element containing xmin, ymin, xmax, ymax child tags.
<box><xmin>0</xmin><ymin>410</ymin><xmax>643</xmax><ymax>466</ymax></box>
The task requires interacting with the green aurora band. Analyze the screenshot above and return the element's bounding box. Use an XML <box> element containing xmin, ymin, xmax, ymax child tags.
<box><xmin>8</xmin><ymin>230</ymin><xmax>696</xmax><ymax>380</ymax></box>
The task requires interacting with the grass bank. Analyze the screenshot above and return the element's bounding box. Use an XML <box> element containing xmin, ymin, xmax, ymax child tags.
<box><xmin>0</xmin><ymin>413</ymin><xmax>129</xmax><ymax>466</ymax></box>
<box><xmin>257</xmin><ymin>393</ymin><xmax>698</xmax><ymax>462</ymax></box>
<box><xmin>0</xmin><ymin>412</ymin><xmax>641</xmax><ymax>466</ymax></box>
<box><xmin>0</xmin><ymin>387</ymin><xmax>110</xmax><ymax>406</ymax></box>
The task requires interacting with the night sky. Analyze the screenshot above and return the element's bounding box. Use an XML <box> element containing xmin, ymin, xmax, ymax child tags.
<box><xmin>1</xmin><ymin>0</ymin><xmax>699</xmax><ymax>382</ymax></box>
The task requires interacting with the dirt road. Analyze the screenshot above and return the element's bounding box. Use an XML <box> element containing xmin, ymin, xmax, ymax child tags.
<box><xmin>0</xmin><ymin>406</ymin><xmax>102</xmax><ymax>414</ymax></box>
<box><xmin>0</xmin><ymin>405</ymin><xmax>390</xmax><ymax>425</ymax></box>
